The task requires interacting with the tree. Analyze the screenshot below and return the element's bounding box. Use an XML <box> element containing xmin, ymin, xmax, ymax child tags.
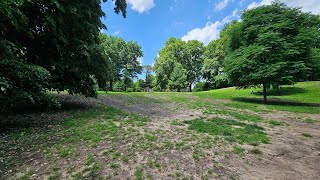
<box><xmin>98</xmin><ymin>35</ymin><xmax>143</xmax><ymax>92</ymax></box>
<box><xmin>0</xmin><ymin>0</ymin><xmax>127</xmax><ymax>109</ymax></box>
<box><xmin>99</xmin><ymin>34</ymin><xmax>127</xmax><ymax>91</ymax></box>
<box><xmin>154</xmin><ymin>37</ymin><xmax>185</xmax><ymax>91</ymax></box>
<box><xmin>202</xmin><ymin>40</ymin><xmax>224</xmax><ymax>88</ymax></box>
<box><xmin>168</xmin><ymin>63</ymin><xmax>188</xmax><ymax>92</ymax></box>
<box><xmin>122</xmin><ymin>41</ymin><xmax>143</xmax><ymax>91</ymax></box>
<box><xmin>154</xmin><ymin>38</ymin><xmax>204</xmax><ymax>92</ymax></box>
<box><xmin>224</xmin><ymin>2</ymin><xmax>320</xmax><ymax>102</ymax></box>
<box><xmin>185</xmin><ymin>40</ymin><xmax>205</xmax><ymax>91</ymax></box>
<box><xmin>134</xmin><ymin>79</ymin><xmax>145</xmax><ymax>92</ymax></box>
<box><xmin>143</xmin><ymin>65</ymin><xmax>154</xmax><ymax>92</ymax></box>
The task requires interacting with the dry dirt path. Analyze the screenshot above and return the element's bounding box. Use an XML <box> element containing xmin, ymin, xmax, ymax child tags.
<box><xmin>99</xmin><ymin>94</ymin><xmax>320</xmax><ymax>180</ymax></box>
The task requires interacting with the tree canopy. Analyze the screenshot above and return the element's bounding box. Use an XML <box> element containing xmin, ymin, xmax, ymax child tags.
<box><xmin>99</xmin><ymin>34</ymin><xmax>143</xmax><ymax>91</ymax></box>
<box><xmin>0</xmin><ymin>0</ymin><xmax>127</xmax><ymax>109</ymax></box>
<box><xmin>224</xmin><ymin>2</ymin><xmax>320</xmax><ymax>102</ymax></box>
<box><xmin>154</xmin><ymin>38</ymin><xmax>204</xmax><ymax>91</ymax></box>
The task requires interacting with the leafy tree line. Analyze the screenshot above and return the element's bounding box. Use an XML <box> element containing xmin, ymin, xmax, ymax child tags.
<box><xmin>98</xmin><ymin>34</ymin><xmax>143</xmax><ymax>92</ymax></box>
<box><xmin>110</xmin><ymin>65</ymin><xmax>155</xmax><ymax>92</ymax></box>
<box><xmin>154</xmin><ymin>1</ymin><xmax>320</xmax><ymax>102</ymax></box>
<box><xmin>0</xmin><ymin>0</ymin><xmax>127</xmax><ymax>110</ymax></box>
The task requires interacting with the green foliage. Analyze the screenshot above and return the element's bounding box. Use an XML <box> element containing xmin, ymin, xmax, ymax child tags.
<box><xmin>99</xmin><ymin>34</ymin><xmax>143</xmax><ymax>91</ymax></box>
<box><xmin>143</xmin><ymin>65</ymin><xmax>154</xmax><ymax>91</ymax></box>
<box><xmin>0</xmin><ymin>0</ymin><xmax>127</xmax><ymax>109</ymax></box>
<box><xmin>154</xmin><ymin>38</ymin><xmax>204</xmax><ymax>91</ymax></box>
<box><xmin>192</xmin><ymin>82</ymin><xmax>212</xmax><ymax>92</ymax></box>
<box><xmin>202</xmin><ymin>35</ymin><xmax>228</xmax><ymax>87</ymax></box>
<box><xmin>134</xmin><ymin>79</ymin><xmax>145</xmax><ymax>92</ymax></box>
<box><xmin>224</xmin><ymin>2</ymin><xmax>320</xmax><ymax>102</ymax></box>
<box><xmin>194</xmin><ymin>81</ymin><xmax>320</xmax><ymax>113</ymax></box>
<box><xmin>168</xmin><ymin>63</ymin><xmax>188</xmax><ymax>91</ymax></box>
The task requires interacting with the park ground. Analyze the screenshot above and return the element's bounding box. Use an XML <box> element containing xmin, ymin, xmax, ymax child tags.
<box><xmin>0</xmin><ymin>82</ymin><xmax>320</xmax><ymax>179</ymax></box>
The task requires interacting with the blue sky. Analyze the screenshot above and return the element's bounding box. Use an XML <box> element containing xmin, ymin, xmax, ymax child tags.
<box><xmin>101</xmin><ymin>0</ymin><xmax>320</xmax><ymax>67</ymax></box>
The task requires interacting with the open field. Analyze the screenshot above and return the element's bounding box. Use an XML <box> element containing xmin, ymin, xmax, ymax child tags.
<box><xmin>1</xmin><ymin>82</ymin><xmax>320</xmax><ymax>179</ymax></box>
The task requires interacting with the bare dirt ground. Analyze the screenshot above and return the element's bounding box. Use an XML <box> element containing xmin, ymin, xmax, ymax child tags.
<box><xmin>1</xmin><ymin>93</ymin><xmax>319</xmax><ymax>179</ymax></box>
<box><xmin>98</xmin><ymin>94</ymin><xmax>320</xmax><ymax>180</ymax></box>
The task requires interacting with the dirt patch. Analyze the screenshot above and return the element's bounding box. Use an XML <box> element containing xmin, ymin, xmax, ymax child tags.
<box><xmin>224</xmin><ymin>110</ymin><xmax>320</xmax><ymax>180</ymax></box>
<box><xmin>98</xmin><ymin>94</ymin><xmax>320</xmax><ymax>180</ymax></box>
<box><xmin>2</xmin><ymin>93</ymin><xmax>320</xmax><ymax>179</ymax></box>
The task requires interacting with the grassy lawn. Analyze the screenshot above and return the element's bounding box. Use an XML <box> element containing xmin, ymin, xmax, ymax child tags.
<box><xmin>1</xmin><ymin>81</ymin><xmax>319</xmax><ymax>179</ymax></box>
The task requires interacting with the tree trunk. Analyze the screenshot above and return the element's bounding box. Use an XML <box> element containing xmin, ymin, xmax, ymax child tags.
<box><xmin>189</xmin><ymin>84</ymin><xmax>192</xmax><ymax>92</ymax></box>
<box><xmin>109</xmin><ymin>80</ymin><xmax>113</xmax><ymax>91</ymax></box>
<box><xmin>263</xmin><ymin>83</ymin><xmax>267</xmax><ymax>103</ymax></box>
<box><xmin>177</xmin><ymin>88</ymin><xmax>181</xmax><ymax>92</ymax></box>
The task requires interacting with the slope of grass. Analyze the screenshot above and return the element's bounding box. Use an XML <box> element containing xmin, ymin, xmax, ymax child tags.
<box><xmin>194</xmin><ymin>81</ymin><xmax>320</xmax><ymax>103</ymax></box>
<box><xmin>193</xmin><ymin>81</ymin><xmax>320</xmax><ymax>113</ymax></box>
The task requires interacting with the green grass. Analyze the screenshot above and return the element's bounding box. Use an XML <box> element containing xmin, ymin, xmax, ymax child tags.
<box><xmin>302</xmin><ymin>133</ymin><xmax>313</xmax><ymax>138</ymax></box>
<box><xmin>193</xmin><ymin>81</ymin><xmax>320</xmax><ymax>113</ymax></box>
<box><xmin>250</xmin><ymin>148</ymin><xmax>263</xmax><ymax>155</ymax></box>
<box><xmin>304</xmin><ymin>119</ymin><xmax>320</xmax><ymax>124</ymax></box>
<box><xmin>194</xmin><ymin>81</ymin><xmax>320</xmax><ymax>103</ymax></box>
<box><xmin>134</xmin><ymin>168</ymin><xmax>143</xmax><ymax>180</ymax></box>
<box><xmin>233</xmin><ymin>146</ymin><xmax>245</xmax><ymax>154</ymax></box>
<box><xmin>185</xmin><ymin>118</ymin><xmax>269</xmax><ymax>146</ymax></box>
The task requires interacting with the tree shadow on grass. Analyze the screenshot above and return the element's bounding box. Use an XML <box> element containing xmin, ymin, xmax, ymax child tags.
<box><xmin>252</xmin><ymin>87</ymin><xmax>308</xmax><ymax>97</ymax></box>
<box><xmin>232</xmin><ymin>97</ymin><xmax>320</xmax><ymax>107</ymax></box>
<box><xmin>0</xmin><ymin>94</ymin><xmax>99</xmax><ymax>133</ymax></box>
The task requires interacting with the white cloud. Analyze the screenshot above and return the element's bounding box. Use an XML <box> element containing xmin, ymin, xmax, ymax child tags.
<box><xmin>247</xmin><ymin>0</ymin><xmax>272</xmax><ymax>9</ymax></box>
<box><xmin>215</xmin><ymin>0</ymin><xmax>230</xmax><ymax>11</ymax></box>
<box><xmin>247</xmin><ymin>0</ymin><xmax>320</xmax><ymax>14</ymax></box>
<box><xmin>113</xmin><ymin>31</ymin><xmax>119</xmax><ymax>35</ymax></box>
<box><xmin>182</xmin><ymin>10</ymin><xmax>239</xmax><ymax>45</ymax></box>
<box><xmin>127</xmin><ymin>0</ymin><xmax>155</xmax><ymax>13</ymax></box>
<box><xmin>182</xmin><ymin>21</ymin><xmax>221</xmax><ymax>45</ymax></box>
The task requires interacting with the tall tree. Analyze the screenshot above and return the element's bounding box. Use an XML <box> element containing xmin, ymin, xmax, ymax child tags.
<box><xmin>202</xmin><ymin>40</ymin><xmax>225</xmax><ymax>87</ymax></box>
<box><xmin>154</xmin><ymin>37</ymin><xmax>184</xmax><ymax>91</ymax></box>
<box><xmin>99</xmin><ymin>34</ymin><xmax>127</xmax><ymax>91</ymax></box>
<box><xmin>143</xmin><ymin>65</ymin><xmax>154</xmax><ymax>92</ymax></box>
<box><xmin>122</xmin><ymin>41</ymin><xmax>143</xmax><ymax>91</ymax></box>
<box><xmin>0</xmin><ymin>0</ymin><xmax>127</xmax><ymax>109</ymax></box>
<box><xmin>154</xmin><ymin>38</ymin><xmax>204</xmax><ymax>91</ymax></box>
<box><xmin>168</xmin><ymin>63</ymin><xmax>188</xmax><ymax>92</ymax></box>
<box><xmin>185</xmin><ymin>40</ymin><xmax>205</xmax><ymax>92</ymax></box>
<box><xmin>224</xmin><ymin>2</ymin><xmax>320</xmax><ymax>102</ymax></box>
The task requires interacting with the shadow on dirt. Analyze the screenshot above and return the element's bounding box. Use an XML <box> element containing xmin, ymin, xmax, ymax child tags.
<box><xmin>0</xmin><ymin>95</ymin><xmax>99</xmax><ymax>133</ymax></box>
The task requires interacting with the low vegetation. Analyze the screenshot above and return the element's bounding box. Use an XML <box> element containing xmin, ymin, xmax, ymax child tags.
<box><xmin>1</xmin><ymin>1</ymin><xmax>320</xmax><ymax>179</ymax></box>
<box><xmin>1</xmin><ymin>81</ymin><xmax>319</xmax><ymax>179</ymax></box>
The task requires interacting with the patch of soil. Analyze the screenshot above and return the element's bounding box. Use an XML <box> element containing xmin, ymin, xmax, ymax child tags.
<box><xmin>225</xmin><ymin>110</ymin><xmax>320</xmax><ymax>180</ymax></box>
<box><xmin>101</xmin><ymin>94</ymin><xmax>320</xmax><ymax>180</ymax></box>
<box><xmin>0</xmin><ymin>95</ymin><xmax>99</xmax><ymax>132</ymax></box>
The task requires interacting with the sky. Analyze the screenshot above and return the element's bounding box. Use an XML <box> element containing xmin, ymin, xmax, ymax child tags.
<box><xmin>101</xmin><ymin>0</ymin><xmax>320</xmax><ymax>67</ymax></box>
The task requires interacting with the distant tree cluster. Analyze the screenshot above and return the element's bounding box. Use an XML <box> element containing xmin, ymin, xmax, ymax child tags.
<box><xmin>98</xmin><ymin>34</ymin><xmax>144</xmax><ymax>92</ymax></box>
<box><xmin>154</xmin><ymin>1</ymin><xmax>320</xmax><ymax>102</ymax></box>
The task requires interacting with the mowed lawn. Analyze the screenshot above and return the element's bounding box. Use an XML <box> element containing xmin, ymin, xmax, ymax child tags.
<box><xmin>1</xmin><ymin>82</ymin><xmax>319</xmax><ymax>179</ymax></box>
